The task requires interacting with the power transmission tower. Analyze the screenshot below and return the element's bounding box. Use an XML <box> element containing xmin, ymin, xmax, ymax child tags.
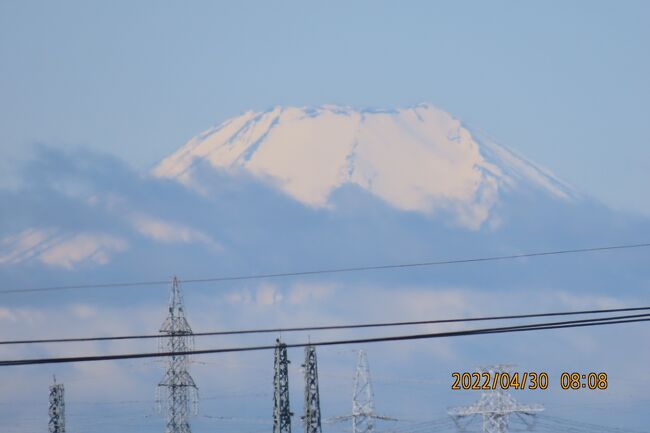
<box><xmin>157</xmin><ymin>276</ymin><xmax>199</xmax><ymax>433</ymax></box>
<box><xmin>332</xmin><ymin>350</ymin><xmax>395</xmax><ymax>433</ymax></box>
<box><xmin>302</xmin><ymin>345</ymin><xmax>322</xmax><ymax>433</ymax></box>
<box><xmin>352</xmin><ymin>350</ymin><xmax>381</xmax><ymax>433</ymax></box>
<box><xmin>274</xmin><ymin>338</ymin><xmax>293</xmax><ymax>433</ymax></box>
<box><xmin>48</xmin><ymin>376</ymin><xmax>65</xmax><ymax>433</ymax></box>
<box><xmin>448</xmin><ymin>365</ymin><xmax>544</xmax><ymax>433</ymax></box>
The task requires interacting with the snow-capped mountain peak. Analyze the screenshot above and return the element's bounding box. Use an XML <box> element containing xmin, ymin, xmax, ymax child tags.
<box><xmin>153</xmin><ymin>104</ymin><xmax>574</xmax><ymax>229</ymax></box>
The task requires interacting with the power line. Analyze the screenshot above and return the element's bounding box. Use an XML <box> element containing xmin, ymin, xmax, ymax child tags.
<box><xmin>1</xmin><ymin>242</ymin><xmax>648</xmax><ymax>295</ymax></box>
<box><xmin>537</xmin><ymin>414</ymin><xmax>649</xmax><ymax>433</ymax></box>
<box><xmin>1</xmin><ymin>313</ymin><xmax>648</xmax><ymax>367</ymax></box>
<box><xmin>2</xmin><ymin>305</ymin><xmax>650</xmax><ymax>346</ymax></box>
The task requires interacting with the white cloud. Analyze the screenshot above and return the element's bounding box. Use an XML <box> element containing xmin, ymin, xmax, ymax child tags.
<box><xmin>39</xmin><ymin>232</ymin><xmax>127</xmax><ymax>269</ymax></box>
<box><xmin>0</xmin><ymin>228</ymin><xmax>128</xmax><ymax>269</ymax></box>
<box><xmin>0</xmin><ymin>307</ymin><xmax>17</xmax><ymax>322</ymax></box>
<box><xmin>130</xmin><ymin>213</ymin><xmax>222</xmax><ymax>250</ymax></box>
<box><xmin>255</xmin><ymin>284</ymin><xmax>283</xmax><ymax>306</ymax></box>
<box><xmin>553</xmin><ymin>291</ymin><xmax>625</xmax><ymax>310</ymax></box>
<box><xmin>225</xmin><ymin>283</ymin><xmax>335</xmax><ymax>308</ymax></box>
<box><xmin>0</xmin><ymin>228</ymin><xmax>59</xmax><ymax>264</ymax></box>
<box><xmin>225</xmin><ymin>290</ymin><xmax>253</xmax><ymax>304</ymax></box>
<box><xmin>287</xmin><ymin>283</ymin><xmax>335</xmax><ymax>305</ymax></box>
<box><xmin>71</xmin><ymin>304</ymin><xmax>98</xmax><ymax>319</ymax></box>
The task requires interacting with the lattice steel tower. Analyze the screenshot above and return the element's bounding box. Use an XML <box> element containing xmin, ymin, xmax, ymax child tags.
<box><xmin>448</xmin><ymin>365</ymin><xmax>544</xmax><ymax>433</ymax></box>
<box><xmin>302</xmin><ymin>345</ymin><xmax>322</xmax><ymax>433</ymax></box>
<box><xmin>352</xmin><ymin>350</ymin><xmax>376</xmax><ymax>433</ymax></box>
<box><xmin>157</xmin><ymin>276</ymin><xmax>199</xmax><ymax>433</ymax></box>
<box><xmin>331</xmin><ymin>350</ymin><xmax>394</xmax><ymax>433</ymax></box>
<box><xmin>48</xmin><ymin>376</ymin><xmax>65</xmax><ymax>433</ymax></box>
<box><xmin>333</xmin><ymin>350</ymin><xmax>395</xmax><ymax>433</ymax></box>
<box><xmin>274</xmin><ymin>338</ymin><xmax>293</xmax><ymax>433</ymax></box>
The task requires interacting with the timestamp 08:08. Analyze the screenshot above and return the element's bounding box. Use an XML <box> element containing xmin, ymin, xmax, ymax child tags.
<box><xmin>451</xmin><ymin>372</ymin><xmax>608</xmax><ymax>390</ymax></box>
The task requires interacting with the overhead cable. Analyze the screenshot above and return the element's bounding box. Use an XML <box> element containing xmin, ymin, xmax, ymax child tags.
<box><xmin>1</xmin><ymin>313</ymin><xmax>647</xmax><ymax>367</ymax></box>
<box><xmin>1</xmin><ymin>305</ymin><xmax>649</xmax><ymax>346</ymax></box>
<box><xmin>2</xmin><ymin>242</ymin><xmax>648</xmax><ymax>295</ymax></box>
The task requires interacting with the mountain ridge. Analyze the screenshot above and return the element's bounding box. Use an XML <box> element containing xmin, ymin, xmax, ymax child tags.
<box><xmin>153</xmin><ymin>104</ymin><xmax>576</xmax><ymax>229</ymax></box>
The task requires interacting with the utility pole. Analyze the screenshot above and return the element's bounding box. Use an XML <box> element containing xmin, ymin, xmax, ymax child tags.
<box><xmin>448</xmin><ymin>365</ymin><xmax>544</xmax><ymax>433</ymax></box>
<box><xmin>157</xmin><ymin>276</ymin><xmax>199</xmax><ymax>433</ymax></box>
<box><xmin>274</xmin><ymin>338</ymin><xmax>293</xmax><ymax>433</ymax></box>
<box><xmin>302</xmin><ymin>345</ymin><xmax>322</xmax><ymax>433</ymax></box>
<box><xmin>48</xmin><ymin>376</ymin><xmax>65</xmax><ymax>433</ymax></box>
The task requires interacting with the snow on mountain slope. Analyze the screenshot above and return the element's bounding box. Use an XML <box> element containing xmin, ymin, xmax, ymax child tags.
<box><xmin>153</xmin><ymin>104</ymin><xmax>575</xmax><ymax>228</ymax></box>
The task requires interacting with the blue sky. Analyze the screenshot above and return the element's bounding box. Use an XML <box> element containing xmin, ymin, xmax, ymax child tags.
<box><xmin>1</xmin><ymin>2</ymin><xmax>650</xmax><ymax>432</ymax></box>
<box><xmin>1</xmin><ymin>1</ymin><xmax>649</xmax><ymax>214</ymax></box>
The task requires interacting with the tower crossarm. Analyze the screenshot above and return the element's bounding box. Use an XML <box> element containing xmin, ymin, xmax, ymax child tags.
<box><xmin>447</xmin><ymin>365</ymin><xmax>544</xmax><ymax>433</ymax></box>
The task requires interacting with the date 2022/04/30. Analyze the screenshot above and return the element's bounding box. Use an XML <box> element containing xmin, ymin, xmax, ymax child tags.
<box><xmin>451</xmin><ymin>371</ymin><xmax>608</xmax><ymax>391</ymax></box>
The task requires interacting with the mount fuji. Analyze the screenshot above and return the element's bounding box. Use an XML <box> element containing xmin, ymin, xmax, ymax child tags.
<box><xmin>153</xmin><ymin>104</ymin><xmax>575</xmax><ymax>229</ymax></box>
<box><xmin>1</xmin><ymin>104</ymin><xmax>650</xmax><ymax>432</ymax></box>
<box><xmin>0</xmin><ymin>104</ymin><xmax>648</xmax><ymax>301</ymax></box>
